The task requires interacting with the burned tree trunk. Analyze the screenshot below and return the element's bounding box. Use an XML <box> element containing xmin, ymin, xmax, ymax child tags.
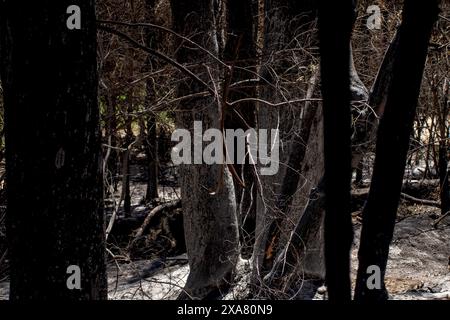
<box><xmin>0</xmin><ymin>1</ymin><xmax>107</xmax><ymax>299</ymax></box>
<box><xmin>170</xmin><ymin>0</ymin><xmax>240</xmax><ymax>300</ymax></box>
<box><xmin>355</xmin><ymin>0</ymin><xmax>440</xmax><ymax>301</ymax></box>
<box><xmin>144</xmin><ymin>0</ymin><xmax>159</xmax><ymax>202</ymax></box>
<box><xmin>438</xmin><ymin>84</ymin><xmax>449</xmax><ymax>216</ymax></box>
<box><xmin>317</xmin><ymin>0</ymin><xmax>354</xmax><ymax>301</ymax></box>
<box><xmin>223</xmin><ymin>0</ymin><xmax>258</xmax><ymax>257</ymax></box>
<box><xmin>145</xmin><ymin>114</ymin><xmax>159</xmax><ymax>201</ymax></box>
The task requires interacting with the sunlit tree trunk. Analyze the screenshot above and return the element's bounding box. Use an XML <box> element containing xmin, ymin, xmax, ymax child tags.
<box><xmin>170</xmin><ymin>0</ymin><xmax>240</xmax><ymax>300</ymax></box>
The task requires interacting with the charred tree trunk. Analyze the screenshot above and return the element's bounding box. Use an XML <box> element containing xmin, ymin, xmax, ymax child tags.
<box><xmin>145</xmin><ymin>114</ymin><xmax>158</xmax><ymax>201</ymax></box>
<box><xmin>0</xmin><ymin>1</ymin><xmax>107</xmax><ymax>299</ymax></box>
<box><xmin>223</xmin><ymin>0</ymin><xmax>258</xmax><ymax>257</ymax></box>
<box><xmin>318</xmin><ymin>0</ymin><xmax>354</xmax><ymax>301</ymax></box>
<box><xmin>438</xmin><ymin>84</ymin><xmax>449</xmax><ymax>216</ymax></box>
<box><xmin>121</xmin><ymin>142</ymin><xmax>132</xmax><ymax>216</ymax></box>
<box><xmin>252</xmin><ymin>1</ymin><xmax>371</xmax><ymax>297</ymax></box>
<box><xmin>355</xmin><ymin>0</ymin><xmax>440</xmax><ymax>301</ymax></box>
<box><xmin>170</xmin><ymin>0</ymin><xmax>240</xmax><ymax>300</ymax></box>
<box><xmin>351</xmin><ymin>29</ymin><xmax>401</xmax><ymax>174</ymax></box>
<box><xmin>144</xmin><ymin>0</ymin><xmax>159</xmax><ymax>202</ymax></box>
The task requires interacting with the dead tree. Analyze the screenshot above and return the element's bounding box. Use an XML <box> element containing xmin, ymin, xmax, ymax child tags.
<box><xmin>355</xmin><ymin>0</ymin><xmax>441</xmax><ymax>301</ymax></box>
<box><xmin>0</xmin><ymin>1</ymin><xmax>107</xmax><ymax>299</ymax></box>
<box><xmin>223</xmin><ymin>0</ymin><xmax>258</xmax><ymax>256</ymax></box>
<box><xmin>170</xmin><ymin>0</ymin><xmax>240</xmax><ymax>300</ymax></box>
<box><xmin>144</xmin><ymin>0</ymin><xmax>159</xmax><ymax>202</ymax></box>
<box><xmin>438</xmin><ymin>80</ymin><xmax>449</xmax><ymax>216</ymax></box>
<box><xmin>317</xmin><ymin>0</ymin><xmax>354</xmax><ymax>301</ymax></box>
<box><xmin>251</xmin><ymin>0</ymin><xmax>317</xmax><ymax>288</ymax></box>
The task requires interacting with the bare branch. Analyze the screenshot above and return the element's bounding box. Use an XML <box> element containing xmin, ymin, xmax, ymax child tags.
<box><xmin>227</xmin><ymin>97</ymin><xmax>322</xmax><ymax>108</ymax></box>
<box><xmin>97</xmin><ymin>24</ymin><xmax>215</xmax><ymax>96</ymax></box>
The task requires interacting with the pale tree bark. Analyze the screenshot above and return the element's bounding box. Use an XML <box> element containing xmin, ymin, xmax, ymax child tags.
<box><xmin>251</xmin><ymin>1</ymin><xmax>377</xmax><ymax>300</ymax></box>
<box><xmin>252</xmin><ymin>0</ymin><xmax>317</xmax><ymax>289</ymax></box>
<box><xmin>170</xmin><ymin>0</ymin><xmax>240</xmax><ymax>300</ymax></box>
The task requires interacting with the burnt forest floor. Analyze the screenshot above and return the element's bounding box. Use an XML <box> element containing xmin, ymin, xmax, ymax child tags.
<box><xmin>0</xmin><ymin>160</ymin><xmax>449</xmax><ymax>300</ymax></box>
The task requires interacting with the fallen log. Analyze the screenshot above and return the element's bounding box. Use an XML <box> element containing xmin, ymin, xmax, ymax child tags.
<box><xmin>433</xmin><ymin>211</ymin><xmax>450</xmax><ymax>229</ymax></box>
<box><xmin>399</xmin><ymin>192</ymin><xmax>440</xmax><ymax>207</ymax></box>
<box><xmin>129</xmin><ymin>199</ymin><xmax>181</xmax><ymax>247</ymax></box>
<box><xmin>352</xmin><ymin>188</ymin><xmax>440</xmax><ymax>208</ymax></box>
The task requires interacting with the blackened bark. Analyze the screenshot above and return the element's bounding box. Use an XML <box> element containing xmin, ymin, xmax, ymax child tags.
<box><xmin>351</xmin><ymin>30</ymin><xmax>400</xmax><ymax>171</ymax></box>
<box><xmin>438</xmin><ymin>87</ymin><xmax>449</xmax><ymax>216</ymax></box>
<box><xmin>439</xmin><ymin>140</ymin><xmax>450</xmax><ymax>216</ymax></box>
<box><xmin>0</xmin><ymin>1</ymin><xmax>107</xmax><ymax>299</ymax></box>
<box><xmin>223</xmin><ymin>0</ymin><xmax>258</xmax><ymax>256</ymax></box>
<box><xmin>121</xmin><ymin>145</ymin><xmax>132</xmax><ymax>216</ymax></box>
<box><xmin>144</xmin><ymin>0</ymin><xmax>159</xmax><ymax>202</ymax></box>
<box><xmin>145</xmin><ymin>114</ymin><xmax>158</xmax><ymax>201</ymax></box>
<box><xmin>123</xmin><ymin>83</ymin><xmax>134</xmax><ymax>216</ymax></box>
<box><xmin>318</xmin><ymin>0</ymin><xmax>354</xmax><ymax>301</ymax></box>
<box><xmin>355</xmin><ymin>0</ymin><xmax>440</xmax><ymax>301</ymax></box>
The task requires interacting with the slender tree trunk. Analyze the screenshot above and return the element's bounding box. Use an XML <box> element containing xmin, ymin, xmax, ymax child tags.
<box><xmin>223</xmin><ymin>0</ymin><xmax>258</xmax><ymax>257</ymax></box>
<box><xmin>0</xmin><ymin>1</ymin><xmax>107</xmax><ymax>300</ymax></box>
<box><xmin>145</xmin><ymin>114</ymin><xmax>158</xmax><ymax>201</ymax></box>
<box><xmin>144</xmin><ymin>0</ymin><xmax>159</xmax><ymax>202</ymax></box>
<box><xmin>438</xmin><ymin>84</ymin><xmax>449</xmax><ymax>215</ymax></box>
<box><xmin>104</xmin><ymin>92</ymin><xmax>119</xmax><ymax>191</ymax></box>
<box><xmin>438</xmin><ymin>140</ymin><xmax>450</xmax><ymax>217</ymax></box>
<box><xmin>122</xmin><ymin>84</ymin><xmax>134</xmax><ymax>216</ymax></box>
<box><xmin>121</xmin><ymin>143</ymin><xmax>132</xmax><ymax>215</ymax></box>
<box><xmin>318</xmin><ymin>0</ymin><xmax>354</xmax><ymax>301</ymax></box>
<box><xmin>170</xmin><ymin>0</ymin><xmax>240</xmax><ymax>300</ymax></box>
<box><xmin>351</xmin><ymin>29</ymin><xmax>401</xmax><ymax>175</ymax></box>
<box><xmin>355</xmin><ymin>0</ymin><xmax>440</xmax><ymax>301</ymax></box>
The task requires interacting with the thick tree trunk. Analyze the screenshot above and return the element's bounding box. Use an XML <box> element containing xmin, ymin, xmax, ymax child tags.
<box><xmin>355</xmin><ymin>0</ymin><xmax>440</xmax><ymax>301</ymax></box>
<box><xmin>256</xmin><ymin>70</ymin><xmax>325</xmax><ymax>298</ymax></box>
<box><xmin>252</xmin><ymin>1</ymin><xmax>371</xmax><ymax>297</ymax></box>
<box><xmin>170</xmin><ymin>0</ymin><xmax>240</xmax><ymax>300</ymax></box>
<box><xmin>252</xmin><ymin>0</ymin><xmax>317</xmax><ymax>286</ymax></box>
<box><xmin>318</xmin><ymin>0</ymin><xmax>355</xmax><ymax>302</ymax></box>
<box><xmin>263</xmin><ymin>30</ymin><xmax>402</xmax><ymax>292</ymax></box>
<box><xmin>0</xmin><ymin>1</ymin><xmax>107</xmax><ymax>300</ymax></box>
